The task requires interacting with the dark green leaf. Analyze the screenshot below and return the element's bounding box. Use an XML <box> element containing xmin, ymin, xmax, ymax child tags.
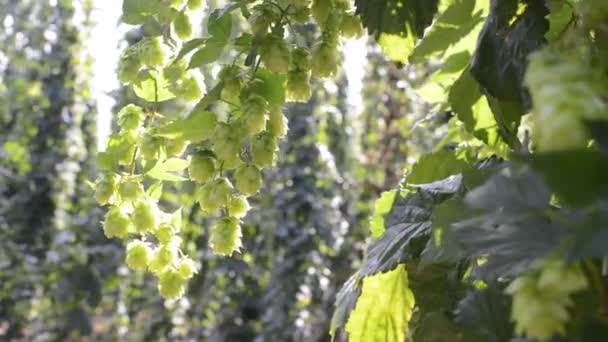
<box><xmin>208</xmin><ymin>7</ymin><xmax>234</xmax><ymax>40</ymax></box>
<box><xmin>455</xmin><ymin>287</ymin><xmax>514</xmax><ymax>342</ymax></box>
<box><xmin>355</xmin><ymin>0</ymin><xmax>440</xmax><ymax>38</ymax></box>
<box><xmin>330</xmin><ymin>275</ymin><xmax>362</xmax><ymax>337</ymax></box>
<box><xmin>410</xmin><ymin>0</ymin><xmax>483</xmax><ymax>63</ymax></box>
<box><xmin>406</xmin><ymin>149</ymin><xmax>473</xmax><ymax>185</ymax></box>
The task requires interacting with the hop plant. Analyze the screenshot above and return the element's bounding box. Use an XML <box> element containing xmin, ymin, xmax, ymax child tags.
<box><xmin>158</xmin><ymin>269</ymin><xmax>186</xmax><ymax>300</ymax></box>
<box><xmin>117</xmin><ymin>104</ymin><xmax>144</xmax><ymax>131</ymax></box>
<box><xmin>228</xmin><ymin>195</ymin><xmax>251</xmax><ymax>218</ymax></box>
<box><xmin>163</xmin><ymin>59</ymin><xmax>188</xmax><ymax>83</ymax></box>
<box><xmin>212</xmin><ymin>123</ymin><xmax>243</xmax><ymax>162</ymax></box>
<box><xmin>234</xmin><ymin>165</ymin><xmax>262</xmax><ymax>196</ymax></box>
<box><xmin>260</xmin><ymin>34</ymin><xmax>291</xmax><ymax>74</ymax></box>
<box><xmin>132</xmin><ymin>200</ymin><xmax>160</xmax><ymax>233</ymax></box>
<box><xmin>251</xmin><ymin>133</ymin><xmax>278</xmax><ymax>168</ymax></box>
<box><xmin>117</xmin><ymin>54</ymin><xmax>141</xmax><ymax>84</ymax></box>
<box><xmin>125</xmin><ymin>240</ymin><xmax>151</xmax><ymax>271</ymax></box>
<box><xmin>311</xmin><ymin>0</ymin><xmax>332</xmax><ymax>26</ymax></box>
<box><xmin>103</xmin><ymin>206</ymin><xmax>131</xmax><ymax>239</ymax></box>
<box><xmin>189</xmin><ymin>155</ymin><xmax>217</xmax><ymax>183</ymax></box>
<box><xmin>291</xmin><ymin>47</ymin><xmax>312</xmax><ymax>71</ymax></box>
<box><xmin>95</xmin><ymin>174</ymin><xmax>117</xmax><ymax>205</ymax></box>
<box><xmin>210</xmin><ymin>217</ymin><xmax>242</xmax><ymax>256</ymax></box>
<box><xmin>507</xmin><ymin>258</ymin><xmax>587</xmax><ymax>341</ymax></box>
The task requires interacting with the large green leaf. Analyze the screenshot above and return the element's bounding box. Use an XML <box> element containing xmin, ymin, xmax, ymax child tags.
<box><xmin>330</xmin><ymin>275</ymin><xmax>362</xmax><ymax>337</ymax></box>
<box><xmin>156</xmin><ymin>110</ymin><xmax>218</xmax><ymax>142</ymax></box>
<box><xmin>188</xmin><ymin>37</ymin><xmax>228</xmax><ymax>68</ymax></box>
<box><xmin>359</xmin><ymin>175</ymin><xmax>465</xmax><ymax>277</ymax></box>
<box><xmin>133</xmin><ymin>71</ymin><xmax>177</xmax><ymax>102</ymax></box>
<box><xmin>409</xmin><ymin>0</ymin><xmax>484</xmax><ymax>63</ymax></box>
<box><xmin>406</xmin><ymin>149</ymin><xmax>473</xmax><ymax>186</ymax></box>
<box><xmin>344</xmin><ymin>265</ymin><xmax>415</xmax><ymax>342</ymax></box>
<box><xmin>455</xmin><ymin>287</ymin><xmax>514</xmax><ymax>342</ymax></box>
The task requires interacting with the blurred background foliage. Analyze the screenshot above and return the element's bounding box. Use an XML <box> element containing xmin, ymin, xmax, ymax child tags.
<box><xmin>0</xmin><ymin>0</ymin><xmax>440</xmax><ymax>340</ymax></box>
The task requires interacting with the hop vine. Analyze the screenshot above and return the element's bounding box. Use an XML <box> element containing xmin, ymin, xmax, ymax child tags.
<box><xmin>94</xmin><ymin>0</ymin><xmax>364</xmax><ymax>300</ymax></box>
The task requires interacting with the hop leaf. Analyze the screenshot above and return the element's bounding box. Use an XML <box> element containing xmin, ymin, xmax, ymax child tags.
<box><xmin>174</xmin><ymin>11</ymin><xmax>193</xmax><ymax>40</ymax></box>
<box><xmin>210</xmin><ymin>217</ymin><xmax>242</xmax><ymax>256</ymax></box>
<box><xmin>158</xmin><ymin>269</ymin><xmax>186</xmax><ymax>300</ymax></box>
<box><xmin>125</xmin><ymin>240</ymin><xmax>151</xmax><ymax>271</ymax></box>
<box><xmin>179</xmin><ymin>75</ymin><xmax>203</xmax><ymax>102</ymax></box>
<box><xmin>138</xmin><ymin>37</ymin><xmax>167</xmax><ymax>67</ymax></box>
<box><xmin>189</xmin><ymin>155</ymin><xmax>217</xmax><ymax>183</ymax></box>
<box><xmin>132</xmin><ymin>200</ymin><xmax>160</xmax><ymax>233</ymax></box>
<box><xmin>234</xmin><ymin>165</ymin><xmax>262</xmax><ymax>196</ymax></box>
<box><xmin>103</xmin><ymin>206</ymin><xmax>131</xmax><ymax>239</ymax></box>
<box><xmin>228</xmin><ymin>195</ymin><xmax>251</xmax><ymax>218</ymax></box>
<box><xmin>506</xmin><ymin>258</ymin><xmax>588</xmax><ymax>341</ymax></box>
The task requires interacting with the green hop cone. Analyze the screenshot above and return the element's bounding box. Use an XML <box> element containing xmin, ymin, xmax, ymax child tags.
<box><xmin>209</xmin><ymin>217</ymin><xmax>242</xmax><ymax>256</ymax></box>
<box><xmin>234</xmin><ymin>165</ymin><xmax>262</xmax><ymax>196</ymax></box>
<box><xmin>180</xmin><ymin>75</ymin><xmax>203</xmax><ymax>103</ymax></box>
<box><xmin>103</xmin><ymin>206</ymin><xmax>131</xmax><ymax>239</ymax></box>
<box><xmin>158</xmin><ymin>269</ymin><xmax>186</xmax><ymax>300</ymax></box>
<box><xmin>291</xmin><ymin>47</ymin><xmax>312</xmax><ymax>71</ymax></box>
<box><xmin>118</xmin><ymin>178</ymin><xmax>143</xmax><ymax>202</ymax></box>
<box><xmin>188</xmin><ymin>155</ymin><xmax>217</xmax><ymax>183</ymax></box>
<box><xmin>311</xmin><ymin>0</ymin><xmax>332</xmax><ymax>27</ymax></box>
<box><xmin>140</xmin><ymin>133</ymin><xmax>164</xmax><ymax>161</ymax></box>
<box><xmin>166</xmin><ymin>137</ymin><xmax>189</xmax><ymax>157</ymax></box>
<box><xmin>117</xmin><ymin>104</ymin><xmax>144</xmax><ymax>131</ymax></box>
<box><xmin>312</xmin><ymin>41</ymin><xmax>339</xmax><ymax>78</ymax></box>
<box><xmin>212</xmin><ymin>123</ymin><xmax>243</xmax><ymax>161</ymax></box>
<box><xmin>267</xmin><ymin>109</ymin><xmax>289</xmax><ymax>138</ymax></box>
<box><xmin>163</xmin><ymin>59</ymin><xmax>188</xmax><ymax>83</ymax></box>
<box><xmin>219</xmin><ymin>65</ymin><xmax>244</xmax><ymax>103</ymax></box>
<box><xmin>117</xmin><ymin>54</ymin><xmax>141</xmax><ymax>84</ymax></box>
<box><xmin>156</xmin><ymin>223</ymin><xmax>175</xmax><ymax>245</ymax></box>
<box><xmin>249</xmin><ymin>4</ymin><xmax>278</xmax><ymax>36</ymax></box>
<box><xmin>260</xmin><ymin>34</ymin><xmax>291</xmax><ymax>74</ymax></box>
<box><xmin>125</xmin><ymin>240</ymin><xmax>151</xmax><ymax>271</ymax></box>
<box><xmin>95</xmin><ymin>174</ymin><xmax>118</xmax><ymax>205</ymax></box>
<box><xmin>292</xmin><ymin>5</ymin><xmax>311</xmax><ymax>24</ymax></box>
<box><xmin>243</xmin><ymin>95</ymin><xmax>269</xmax><ymax>134</ymax></box>
<box><xmin>221</xmin><ymin>153</ymin><xmax>243</xmax><ymax>170</ymax></box>
<box><xmin>286</xmin><ymin>70</ymin><xmax>311</xmax><ymax>102</ymax></box>
<box><xmin>339</xmin><ymin>14</ymin><xmax>363</xmax><ymax>39</ymax></box>
<box><xmin>132</xmin><ymin>200</ymin><xmax>160</xmax><ymax>233</ymax></box>
<box><xmin>251</xmin><ymin>133</ymin><xmax>278</xmax><ymax>168</ymax></box>
<box><xmin>174</xmin><ymin>11</ymin><xmax>193</xmax><ymax>40</ymax></box>
<box><xmin>198</xmin><ymin>178</ymin><xmax>234</xmax><ymax>213</ymax></box>
<box><xmin>149</xmin><ymin>245</ymin><xmax>178</xmax><ymax>274</ymax></box>
<box><xmin>506</xmin><ymin>258</ymin><xmax>588</xmax><ymax>341</ymax></box>
<box><xmin>177</xmin><ymin>257</ymin><xmax>197</xmax><ymax>279</ymax></box>
<box><xmin>138</xmin><ymin>37</ymin><xmax>167</xmax><ymax>67</ymax></box>
<box><xmin>228</xmin><ymin>195</ymin><xmax>250</xmax><ymax>218</ymax></box>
